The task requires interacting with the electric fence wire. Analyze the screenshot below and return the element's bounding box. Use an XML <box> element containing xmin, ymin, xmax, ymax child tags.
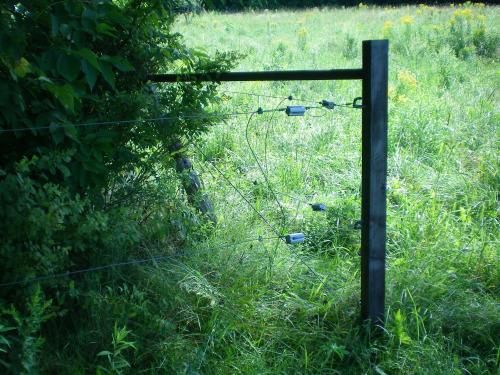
<box><xmin>0</xmin><ymin>235</ymin><xmax>282</xmax><ymax>288</ymax></box>
<box><xmin>263</xmin><ymin>98</ymin><xmax>288</xmax><ymax>179</ymax></box>
<box><xmin>0</xmin><ymin>110</ymin><xmax>259</xmax><ymax>134</ymax></box>
<box><xmin>187</xmin><ymin>133</ymin><xmax>281</xmax><ymax>237</ymax></box>
<box><xmin>246</xmin><ymin>104</ymin><xmax>288</xmax><ymax>234</ymax></box>
<box><xmin>252</xmin><ymin>97</ymin><xmax>291</xmax><ymax>276</ymax></box>
<box><xmin>0</xmin><ymin>102</ymin><xmax>347</xmax><ymax>289</ymax></box>
<box><xmin>221</xmin><ymin>89</ymin><xmax>362</xmax><ymax>109</ymax></box>
<box><xmin>0</xmin><ymin>92</ymin><xmax>359</xmax><ymax>135</ymax></box>
<box><xmin>221</xmin><ymin>89</ymin><xmax>319</xmax><ymax>104</ymax></box>
<box><xmin>188</xmin><ymin>129</ymin><xmax>326</xmax><ymax>281</ymax></box>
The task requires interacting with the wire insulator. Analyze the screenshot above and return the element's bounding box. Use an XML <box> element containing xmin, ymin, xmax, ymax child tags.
<box><xmin>285</xmin><ymin>106</ymin><xmax>306</xmax><ymax>116</ymax></box>
<box><xmin>310</xmin><ymin>203</ymin><xmax>326</xmax><ymax>212</ymax></box>
<box><xmin>321</xmin><ymin>100</ymin><xmax>336</xmax><ymax>109</ymax></box>
<box><xmin>285</xmin><ymin>233</ymin><xmax>305</xmax><ymax>244</ymax></box>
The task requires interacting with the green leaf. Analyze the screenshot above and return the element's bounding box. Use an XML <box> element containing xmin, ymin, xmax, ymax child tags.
<box><xmin>96</xmin><ymin>23</ymin><xmax>117</xmax><ymax>38</ymax></box>
<box><xmin>45</xmin><ymin>83</ymin><xmax>76</xmax><ymax>112</ymax></box>
<box><xmin>50</xmin><ymin>126</ymin><xmax>64</xmax><ymax>144</ymax></box>
<box><xmin>101</xmin><ymin>55</ymin><xmax>134</xmax><ymax>72</ymax></box>
<box><xmin>75</xmin><ymin>48</ymin><xmax>100</xmax><ymax>70</ymax></box>
<box><xmin>57</xmin><ymin>54</ymin><xmax>81</xmax><ymax>82</ymax></box>
<box><xmin>64</xmin><ymin>124</ymin><xmax>79</xmax><ymax>141</ymax></box>
<box><xmin>82</xmin><ymin>8</ymin><xmax>97</xmax><ymax>21</ymax></box>
<box><xmin>14</xmin><ymin>58</ymin><xmax>31</xmax><ymax>78</ymax></box>
<box><xmin>50</xmin><ymin>14</ymin><xmax>59</xmax><ymax>38</ymax></box>
<box><xmin>81</xmin><ymin>60</ymin><xmax>97</xmax><ymax>90</ymax></box>
<box><xmin>57</xmin><ymin>164</ymin><xmax>71</xmax><ymax>178</ymax></box>
<box><xmin>98</xmin><ymin>61</ymin><xmax>115</xmax><ymax>89</ymax></box>
<box><xmin>0</xmin><ymin>82</ymin><xmax>9</xmax><ymax>105</ymax></box>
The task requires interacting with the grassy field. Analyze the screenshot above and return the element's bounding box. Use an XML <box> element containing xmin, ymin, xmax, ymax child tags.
<box><xmin>167</xmin><ymin>4</ymin><xmax>500</xmax><ymax>374</ymax></box>
<box><xmin>52</xmin><ymin>4</ymin><xmax>497</xmax><ymax>374</ymax></box>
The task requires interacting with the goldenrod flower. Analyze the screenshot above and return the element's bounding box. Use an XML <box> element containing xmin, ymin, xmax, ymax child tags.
<box><xmin>397</xmin><ymin>70</ymin><xmax>417</xmax><ymax>90</ymax></box>
<box><xmin>382</xmin><ymin>21</ymin><xmax>393</xmax><ymax>37</ymax></box>
<box><xmin>388</xmin><ymin>84</ymin><xmax>396</xmax><ymax>98</ymax></box>
<box><xmin>400</xmin><ymin>15</ymin><xmax>414</xmax><ymax>25</ymax></box>
<box><xmin>454</xmin><ymin>8</ymin><xmax>474</xmax><ymax>18</ymax></box>
<box><xmin>396</xmin><ymin>94</ymin><xmax>409</xmax><ymax>104</ymax></box>
<box><xmin>297</xmin><ymin>27</ymin><xmax>308</xmax><ymax>38</ymax></box>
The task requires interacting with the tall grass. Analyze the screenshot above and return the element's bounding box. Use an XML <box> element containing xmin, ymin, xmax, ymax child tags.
<box><xmin>172</xmin><ymin>3</ymin><xmax>499</xmax><ymax>374</ymax></box>
<box><xmin>42</xmin><ymin>4</ymin><xmax>498</xmax><ymax>374</ymax></box>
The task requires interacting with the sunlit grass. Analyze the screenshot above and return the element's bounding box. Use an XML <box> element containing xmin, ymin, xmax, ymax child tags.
<box><xmin>167</xmin><ymin>4</ymin><xmax>500</xmax><ymax>374</ymax></box>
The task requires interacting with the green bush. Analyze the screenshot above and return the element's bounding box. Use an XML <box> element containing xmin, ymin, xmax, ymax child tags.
<box><xmin>0</xmin><ymin>0</ymin><xmax>236</xmax><ymax>371</ymax></box>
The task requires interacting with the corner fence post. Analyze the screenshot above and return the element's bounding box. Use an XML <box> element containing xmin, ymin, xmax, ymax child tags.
<box><xmin>361</xmin><ymin>40</ymin><xmax>388</xmax><ymax>325</ymax></box>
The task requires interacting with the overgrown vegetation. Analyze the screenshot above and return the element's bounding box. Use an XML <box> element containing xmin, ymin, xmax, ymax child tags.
<box><xmin>197</xmin><ymin>0</ymin><xmax>498</xmax><ymax>12</ymax></box>
<box><xmin>0</xmin><ymin>0</ymin><xmax>234</xmax><ymax>372</ymax></box>
<box><xmin>173</xmin><ymin>3</ymin><xmax>499</xmax><ymax>374</ymax></box>
<box><xmin>0</xmin><ymin>1</ymin><xmax>498</xmax><ymax>374</ymax></box>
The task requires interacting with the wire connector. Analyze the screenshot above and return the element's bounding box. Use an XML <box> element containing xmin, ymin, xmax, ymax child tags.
<box><xmin>285</xmin><ymin>106</ymin><xmax>306</xmax><ymax>116</ymax></box>
<box><xmin>285</xmin><ymin>233</ymin><xmax>305</xmax><ymax>244</ymax></box>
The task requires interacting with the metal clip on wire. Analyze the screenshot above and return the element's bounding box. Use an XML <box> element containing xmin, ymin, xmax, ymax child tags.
<box><xmin>352</xmin><ymin>97</ymin><xmax>363</xmax><ymax>108</ymax></box>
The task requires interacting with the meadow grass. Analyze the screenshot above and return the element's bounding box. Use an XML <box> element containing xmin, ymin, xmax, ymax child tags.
<box><xmin>166</xmin><ymin>4</ymin><xmax>500</xmax><ymax>374</ymax></box>
<box><xmin>50</xmin><ymin>4</ymin><xmax>498</xmax><ymax>374</ymax></box>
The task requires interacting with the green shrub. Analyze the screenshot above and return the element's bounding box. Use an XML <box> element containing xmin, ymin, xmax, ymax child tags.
<box><xmin>0</xmin><ymin>0</ymin><xmax>236</xmax><ymax>371</ymax></box>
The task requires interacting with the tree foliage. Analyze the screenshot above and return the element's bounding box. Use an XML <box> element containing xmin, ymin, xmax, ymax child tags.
<box><xmin>0</xmin><ymin>1</ymin><xmax>236</xmax><ymax>371</ymax></box>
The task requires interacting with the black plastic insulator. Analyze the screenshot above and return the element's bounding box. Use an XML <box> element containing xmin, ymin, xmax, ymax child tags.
<box><xmin>311</xmin><ymin>203</ymin><xmax>326</xmax><ymax>212</ymax></box>
<box><xmin>321</xmin><ymin>100</ymin><xmax>336</xmax><ymax>109</ymax></box>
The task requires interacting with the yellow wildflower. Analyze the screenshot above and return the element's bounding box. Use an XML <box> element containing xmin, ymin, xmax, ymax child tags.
<box><xmin>388</xmin><ymin>84</ymin><xmax>396</xmax><ymax>98</ymax></box>
<box><xmin>382</xmin><ymin>21</ymin><xmax>393</xmax><ymax>37</ymax></box>
<box><xmin>400</xmin><ymin>15</ymin><xmax>414</xmax><ymax>25</ymax></box>
<box><xmin>453</xmin><ymin>9</ymin><xmax>473</xmax><ymax>19</ymax></box>
<box><xmin>14</xmin><ymin>57</ymin><xmax>31</xmax><ymax>78</ymax></box>
<box><xmin>396</xmin><ymin>94</ymin><xmax>409</xmax><ymax>104</ymax></box>
<box><xmin>474</xmin><ymin>3</ymin><xmax>485</xmax><ymax>8</ymax></box>
<box><xmin>358</xmin><ymin>3</ymin><xmax>368</xmax><ymax>9</ymax></box>
<box><xmin>297</xmin><ymin>27</ymin><xmax>308</xmax><ymax>50</ymax></box>
<box><xmin>397</xmin><ymin>70</ymin><xmax>417</xmax><ymax>90</ymax></box>
<box><xmin>297</xmin><ymin>27</ymin><xmax>308</xmax><ymax>38</ymax></box>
